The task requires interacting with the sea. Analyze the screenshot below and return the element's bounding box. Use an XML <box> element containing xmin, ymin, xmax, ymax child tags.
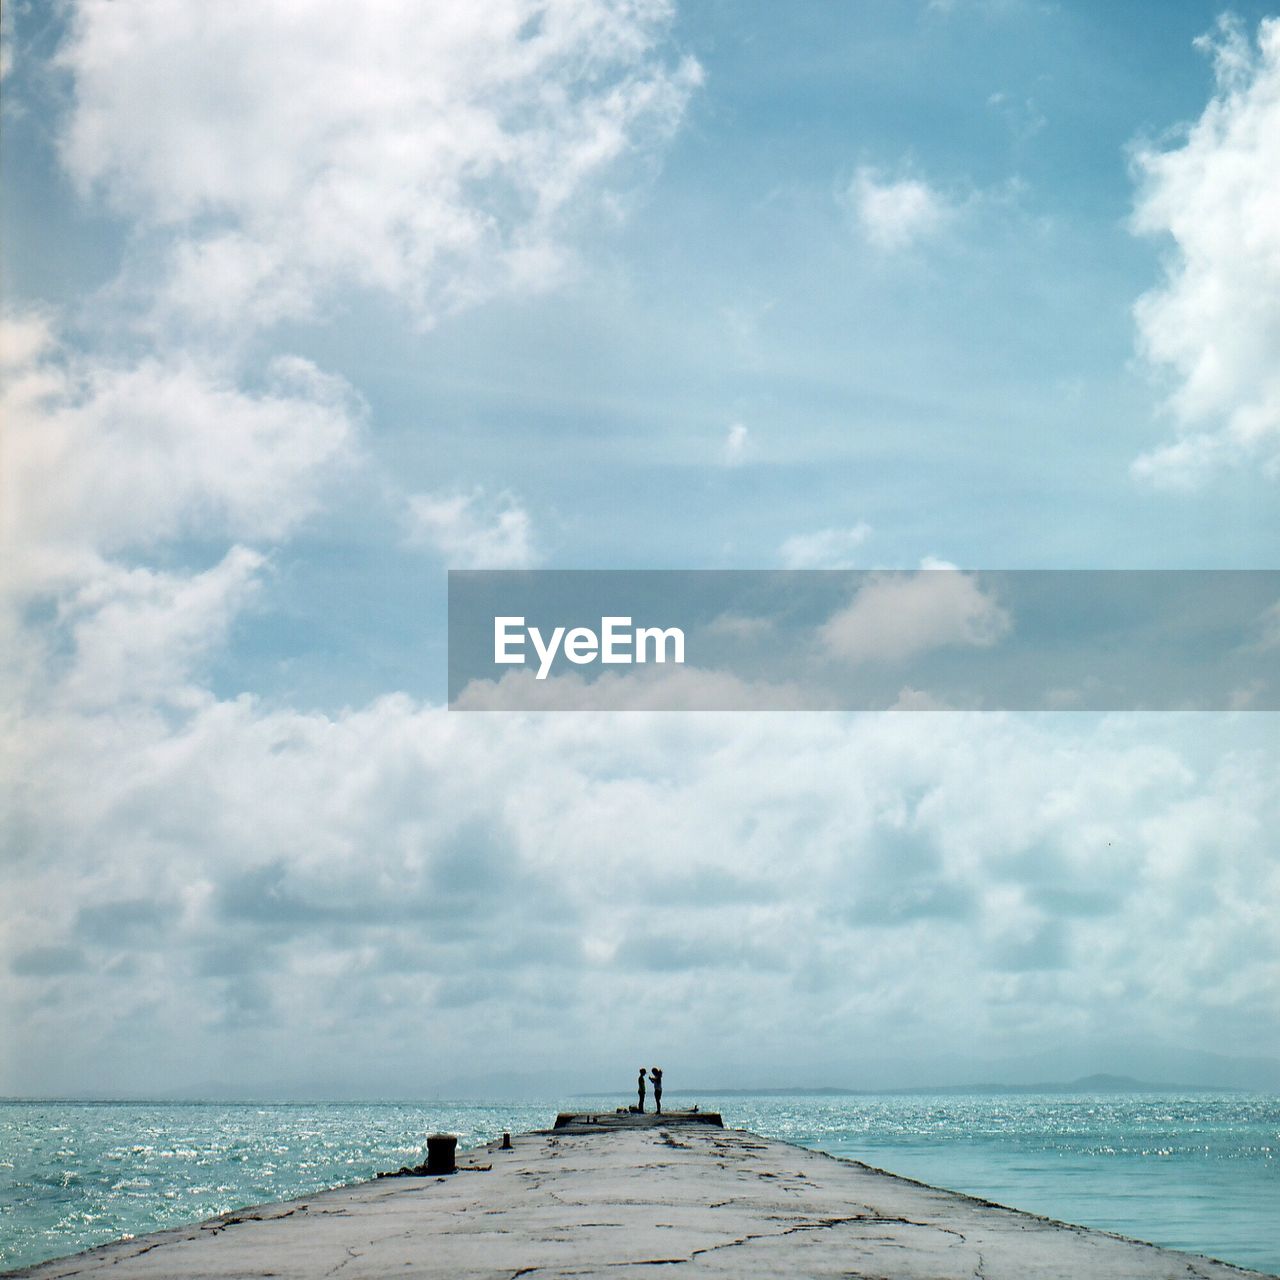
<box><xmin>1</xmin><ymin>1092</ymin><xmax>1276</xmax><ymax>1275</ymax></box>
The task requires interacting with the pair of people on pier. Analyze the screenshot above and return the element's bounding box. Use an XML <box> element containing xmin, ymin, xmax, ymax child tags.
<box><xmin>637</xmin><ymin>1066</ymin><xmax>663</xmax><ymax>1114</ymax></box>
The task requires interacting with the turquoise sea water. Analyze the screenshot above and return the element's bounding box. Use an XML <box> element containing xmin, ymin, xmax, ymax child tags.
<box><xmin>1</xmin><ymin>1093</ymin><xmax>1276</xmax><ymax>1275</ymax></box>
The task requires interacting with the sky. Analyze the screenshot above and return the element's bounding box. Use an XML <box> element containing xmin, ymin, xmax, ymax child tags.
<box><xmin>1</xmin><ymin>0</ymin><xmax>1278</xmax><ymax>1099</ymax></box>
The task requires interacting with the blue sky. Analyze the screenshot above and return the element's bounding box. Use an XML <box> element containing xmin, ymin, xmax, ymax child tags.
<box><xmin>1</xmin><ymin>1</ymin><xmax>1278</xmax><ymax>1097</ymax></box>
<box><xmin>10</xmin><ymin>0</ymin><xmax>1276</xmax><ymax>709</ymax></box>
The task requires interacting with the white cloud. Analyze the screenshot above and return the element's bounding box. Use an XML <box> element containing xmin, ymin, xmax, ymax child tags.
<box><xmin>0</xmin><ymin>310</ymin><xmax>363</xmax><ymax>771</ymax></box>
<box><xmin>1</xmin><ymin>313</ymin><xmax>359</xmax><ymax>590</ymax></box>
<box><xmin>820</xmin><ymin>566</ymin><xmax>1011</xmax><ymax>664</ymax></box>
<box><xmin>0</xmin><ymin>0</ymin><xmax>14</xmax><ymax>83</ymax></box>
<box><xmin>847</xmin><ymin>166</ymin><xmax>952</xmax><ymax>251</ymax></box>
<box><xmin>4</xmin><ymin>683</ymin><xmax>1277</xmax><ymax>1094</ymax></box>
<box><xmin>54</xmin><ymin>549</ymin><xmax>266</xmax><ymax>711</ymax></box>
<box><xmin>1130</xmin><ymin>16</ymin><xmax>1280</xmax><ymax>486</ymax></box>
<box><xmin>405</xmin><ymin>488</ymin><xmax>538</xmax><ymax>568</ymax></box>
<box><xmin>779</xmin><ymin>523</ymin><xmax>872</xmax><ymax>569</ymax></box>
<box><xmin>56</xmin><ymin>0</ymin><xmax>701</xmax><ymax>330</ymax></box>
<box><xmin>2</xmin><ymin>308</ymin><xmax>367</xmax><ymax>1065</ymax></box>
<box><xmin>721</xmin><ymin>421</ymin><xmax>750</xmax><ymax>466</ymax></box>
<box><xmin>0</xmin><ymin>310</ymin><xmax>52</xmax><ymax>368</ymax></box>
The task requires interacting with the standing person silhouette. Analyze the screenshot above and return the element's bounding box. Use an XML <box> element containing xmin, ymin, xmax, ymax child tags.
<box><xmin>650</xmin><ymin>1066</ymin><xmax>663</xmax><ymax>1115</ymax></box>
<box><xmin>637</xmin><ymin>1067</ymin><xmax>647</xmax><ymax>1113</ymax></box>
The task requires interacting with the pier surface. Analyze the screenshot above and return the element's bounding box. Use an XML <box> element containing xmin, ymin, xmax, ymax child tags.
<box><xmin>553</xmin><ymin>1108</ymin><xmax>723</xmax><ymax>1131</ymax></box>
<box><xmin>11</xmin><ymin>1114</ymin><xmax>1271</xmax><ymax>1279</ymax></box>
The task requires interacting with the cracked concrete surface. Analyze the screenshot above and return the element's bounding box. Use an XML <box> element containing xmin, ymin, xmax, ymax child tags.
<box><xmin>7</xmin><ymin>1125</ymin><xmax>1273</xmax><ymax>1279</ymax></box>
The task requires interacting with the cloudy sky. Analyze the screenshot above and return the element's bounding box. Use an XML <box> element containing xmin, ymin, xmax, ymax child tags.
<box><xmin>2</xmin><ymin>0</ymin><xmax>1278</xmax><ymax>1099</ymax></box>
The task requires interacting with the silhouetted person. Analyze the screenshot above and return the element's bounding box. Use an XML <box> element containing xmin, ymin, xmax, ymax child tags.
<box><xmin>637</xmin><ymin>1067</ymin><xmax>647</xmax><ymax>1113</ymax></box>
<box><xmin>650</xmin><ymin>1066</ymin><xmax>663</xmax><ymax>1115</ymax></box>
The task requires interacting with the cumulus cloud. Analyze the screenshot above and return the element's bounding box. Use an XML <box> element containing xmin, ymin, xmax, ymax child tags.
<box><xmin>1130</xmin><ymin>15</ymin><xmax>1280</xmax><ymax>486</ymax></box>
<box><xmin>55</xmin><ymin>0</ymin><xmax>701</xmax><ymax>330</ymax></box>
<box><xmin>51</xmin><ymin>549</ymin><xmax>267</xmax><ymax>711</ymax></box>
<box><xmin>0</xmin><ymin>309</ymin><xmax>51</xmax><ymax>368</ymax></box>
<box><xmin>0</xmin><ymin>313</ymin><xmax>373</xmax><ymax>890</ymax></box>
<box><xmin>1</xmin><ymin>313</ymin><xmax>359</xmax><ymax>589</ymax></box>
<box><xmin>4</xmin><ymin>687</ymin><xmax>1277</xmax><ymax>1094</ymax></box>
<box><xmin>1</xmin><ymin>310</ymin><xmax>361</xmax><ymax>735</ymax></box>
<box><xmin>405</xmin><ymin>488</ymin><xmax>538</xmax><ymax>568</ymax></box>
<box><xmin>820</xmin><ymin>564</ymin><xmax>1011</xmax><ymax>664</ymax></box>
<box><xmin>779</xmin><ymin>523</ymin><xmax>872</xmax><ymax>569</ymax></box>
<box><xmin>846</xmin><ymin>166</ymin><xmax>952</xmax><ymax>251</ymax></box>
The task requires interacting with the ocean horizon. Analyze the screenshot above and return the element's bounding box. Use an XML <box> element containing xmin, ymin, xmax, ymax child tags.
<box><xmin>2</xmin><ymin>1091</ymin><xmax>1276</xmax><ymax>1275</ymax></box>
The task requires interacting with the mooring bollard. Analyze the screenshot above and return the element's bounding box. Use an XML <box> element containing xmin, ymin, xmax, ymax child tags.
<box><xmin>425</xmin><ymin>1133</ymin><xmax>457</xmax><ymax>1174</ymax></box>
<box><xmin>501</xmin><ymin>1132</ymin><xmax>512</xmax><ymax>1150</ymax></box>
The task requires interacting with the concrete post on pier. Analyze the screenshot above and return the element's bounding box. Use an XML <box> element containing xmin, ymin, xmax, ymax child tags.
<box><xmin>423</xmin><ymin>1133</ymin><xmax>456</xmax><ymax>1175</ymax></box>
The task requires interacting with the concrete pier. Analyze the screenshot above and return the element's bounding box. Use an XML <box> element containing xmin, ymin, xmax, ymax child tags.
<box><xmin>9</xmin><ymin>1114</ymin><xmax>1272</xmax><ymax>1279</ymax></box>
